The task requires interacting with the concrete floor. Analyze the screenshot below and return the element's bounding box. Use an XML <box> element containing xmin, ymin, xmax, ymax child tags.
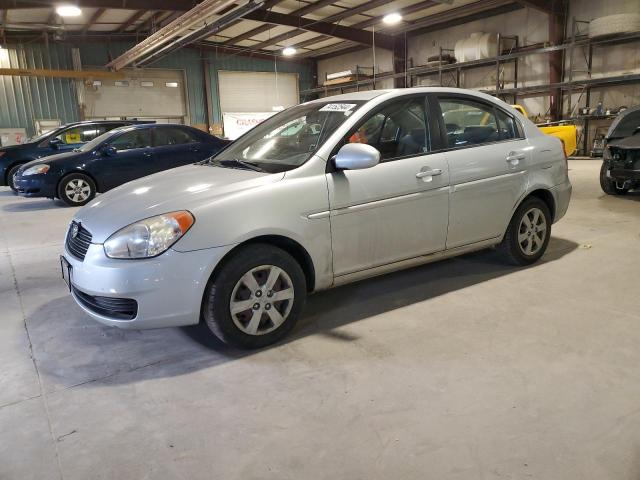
<box><xmin>1</xmin><ymin>159</ymin><xmax>639</xmax><ymax>479</ymax></box>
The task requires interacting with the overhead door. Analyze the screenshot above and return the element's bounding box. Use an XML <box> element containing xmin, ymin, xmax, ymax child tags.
<box><xmin>218</xmin><ymin>71</ymin><xmax>299</xmax><ymax>139</ymax></box>
<box><xmin>84</xmin><ymin>68</ymin><xmax>188</xmax><ymax>124</ymax></box>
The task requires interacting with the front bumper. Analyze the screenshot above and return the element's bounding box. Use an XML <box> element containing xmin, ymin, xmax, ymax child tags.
<box><xmin>63</xmin><ymin>242</ymin><xmax>234</xmax><ymax>329</ymax></box>
<box><xmin>14</xmin><ymin>174</ymin><xmax>56</xmax><ymax>198</ymax></box>
<box><xmin>551</xmin><ymin>178</ymin><xmax>572</xmax><ymax>223</ymax></box>
<box><xmin>609</xmin><ymin>168</ymin><xmax>640</xmax><ymax>182</ymax></box>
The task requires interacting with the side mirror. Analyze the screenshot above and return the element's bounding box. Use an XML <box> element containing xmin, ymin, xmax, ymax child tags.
<box><xmin>49</xmin><ymin>137</ymin><xmax>62</xmax><ymax>149</ymax></box>
<box><xmin>101</xmin><ymin>145</ymin><xmax>117</xmax><ymax>156</ymax></box>
<box><xmin>334</xmin><ymin>143</ymin><xmax>380</xmax><ymax>171</ymax></box>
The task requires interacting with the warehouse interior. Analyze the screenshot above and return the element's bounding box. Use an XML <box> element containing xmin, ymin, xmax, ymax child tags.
<box><xmin>1</xmin><ymin>0</ymin><xmax>640</xmax><ymax>478</ymax></box>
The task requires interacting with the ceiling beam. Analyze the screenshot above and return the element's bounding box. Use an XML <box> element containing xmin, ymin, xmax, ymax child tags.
<box><xmin>291</xmin><ymin>0</ymin><xmax>437</xmax><ymax>52</ymax></box>
<box><xmin>117</xmin><ymin>9</ymin><xmax>144</xmax><ymax>32</ymax></box>
<box><xmin>307</xmin><ymin>0</ymin><xmax>520</xmax><ymax>58</ymax></box>
<box><xmin>0</xmin><ymin>0</ymin><xmax>196</xmax><ymax>9</ymax></box>
<box><xmin>513</xmin><ymin>0</ymin><xmax>552</xmax><ymax>13</ymax></box>
<box><xmin>225</xmin><ymin>0</ymin><xmax>337</xmax><ymax>45</ymax></box>
<box><xmin>243</xmin><ymin>9</ymin><xmax>395</xmax><ymax>50</ymax></box>
<box><xmin>82</xmin><ymin>7</ymin><xmax>105</xmax><ymax>34</ymax></box>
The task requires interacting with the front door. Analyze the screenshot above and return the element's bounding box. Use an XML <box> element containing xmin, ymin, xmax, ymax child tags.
<box><xmin>100</xmin><ymin>129</ymin><xmax>154</xmax><ymax>189</ymax></box>
<box><xmin>436</xmin><ymin>95</ymin><xmax>530</xmax><ymax>248</ymax></box>
<box><xmin>327</xmin><ymin>95</ymin><xmax>450</xmax><ymax>278</ymax></box>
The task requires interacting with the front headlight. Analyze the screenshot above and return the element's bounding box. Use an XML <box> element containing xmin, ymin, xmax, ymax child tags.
<box><xmin>603</xmin><ymin>146</ymin><xmax>611</xmax><ymax>160</ymax></box>
<box><xmin>22</xmin><ymin>164</ymin><xmax>50</xmax><ymax>176</ymax></box>
<box><xmin>104</xmin><ymin>211</ymin><xmax>195</xmax><ymax>259</ymax></box>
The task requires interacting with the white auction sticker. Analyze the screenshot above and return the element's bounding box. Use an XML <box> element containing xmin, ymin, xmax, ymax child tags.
<box><xmin>319</xmin><ymin>103</ymin><xmax>357</xmax><ymax>112</ymax></box>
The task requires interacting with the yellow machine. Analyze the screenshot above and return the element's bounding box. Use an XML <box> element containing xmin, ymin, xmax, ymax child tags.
<box><xmin>511</xmin><ymin>105</ymin><xmax>577</xmax><ymax>157</ymax></box>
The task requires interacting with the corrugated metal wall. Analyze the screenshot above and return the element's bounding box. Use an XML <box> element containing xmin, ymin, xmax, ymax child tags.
<box><xmin>0</xmin><ymin>41</ymin><xmax>314</xmax><ymax>135</ymax></box>
<box><xmin>0</xmin><ymin>44</ymin><xmax>80</xmax><ymax>136</ymax></box>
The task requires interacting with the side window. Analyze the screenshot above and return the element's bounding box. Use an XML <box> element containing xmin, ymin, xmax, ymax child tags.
<box><xmin>440</xmin><ymin>98</ymin><xmax>501</xmax><ymax>147</ymax></box>
<box><xmin>495</xmin><ymin>108</ymin><xmax>519</xmax><ymax>140</ymax></box>
<box><xmin>154</xmin><ymin>128</ymin><xmax>199</xmax><ymax>147</ymax></box>
<box><xmin>54</xmin><ymin>125</ymin><xmax>107</xmax><ymax>144</ymax></box>
<box><xmin>346</xmin><ymin>97</ymin><xmax>430</xmax><ymax>161</ymax></box>
<box><xmin>110</xmin><ymin>130</ymin><xmax>152</xmax><ymax>151</ymax></box>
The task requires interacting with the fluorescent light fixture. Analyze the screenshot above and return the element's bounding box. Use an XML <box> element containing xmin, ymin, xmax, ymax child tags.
<box><xmin>382</xmin><ymin>12</ymin><xmax>402</xmax><ymax>25</ymax></box>
<box><xmin>56</xmin><ymin>5</ymin><xmax>82</xmax><ymax>17</ymax></box>
<box><xmin>282</xmin><ymin>46</ymin><xmax>297</xmax><ymax>56</ymax></box>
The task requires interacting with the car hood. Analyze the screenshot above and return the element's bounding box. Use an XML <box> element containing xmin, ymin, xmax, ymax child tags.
<box><xmin>607</xmin><ymin>135</ymin><xmax>640</xmax><ymax>150</ymax></box>
<box><xmin>19</xmin><ymin>151</ymin><xmax>84</xmax><ymax>171</ymax></box>
<box><xmin>75</xmin><ymin>164</ymin><xmax>284</xmax><ymax>243</ymax></box>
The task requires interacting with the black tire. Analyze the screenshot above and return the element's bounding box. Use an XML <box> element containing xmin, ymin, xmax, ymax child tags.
<box><xmin>57</xmin><ymin>173</ymin><xmax>96</xmax><ymax>206</ymax></box>
<box><xmin>600</xmin><ymin>162</ymin><xmax>629</xmax><ymax>195</ymax></box>
<box><xmin>7</xmin><ymin>164</ymin><xmax>21</xmax><ymax>193</ymax></box>
<box><xmin>202</xmin><ymin>243</ymin><xmax>307</xmax><ymax>349</ymax></box>
<box><xmin>498</xmin><ymin>197</ymin><xmax>552</xmax><ymax>266</ymax></box>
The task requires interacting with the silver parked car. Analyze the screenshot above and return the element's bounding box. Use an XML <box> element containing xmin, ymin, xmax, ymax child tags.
<box><xmin>61</xmin><ymin>88</ymin><xmax>572</xmax><ymax>348</ymax></box>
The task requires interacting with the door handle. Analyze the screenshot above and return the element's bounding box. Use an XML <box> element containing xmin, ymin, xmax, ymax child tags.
<box><xmin>506</xmin><ymin>151</ymin><xmax>525</xmax><ymax>165</ymax></box>
<box><xmin>416</xmin><ymin>168</ymin><xmax>443</xmax><ymax>178</ymax></box>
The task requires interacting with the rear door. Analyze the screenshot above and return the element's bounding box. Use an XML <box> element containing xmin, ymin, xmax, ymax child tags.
<box><xmin>152</xmin><ymin>127</ymin><xmax>208</xmax><ymax>170</ymax></box>
<box><xmin>435</xmin><ymin>94</ymin><xmax>529</xmax><ymax>248</ymax></box>
<box><xmin>99</xmin><ymin>129</ymin><xmax>154</xmax><ymax>189</ymax></box>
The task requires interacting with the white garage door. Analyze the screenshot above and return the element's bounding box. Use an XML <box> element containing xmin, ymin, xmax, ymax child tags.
<box><xmin>84</xmin><ymin>68</ymin><xmax>187</xmax><ymax>123</ymax></box>
<box><xmin>218</xmin><ymin>71</ymin><xmax>299</xmax><ymax>139</ymax></box>
<box><xmin>218</xmin><ymin>71</ymin><xmax>299</xmax><ymax>113</ymax></box>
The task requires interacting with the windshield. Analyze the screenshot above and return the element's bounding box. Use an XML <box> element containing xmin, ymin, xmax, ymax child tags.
<box><xmin>78</xmin><ymin>129</ymin><xmax>121</xmax><ymax>152</ymax></box>
<box><xmin>608</xmin><ymin>108</ymin><xmax>640</xmax><ymax>140</ymax></box>
<box><xmin>26</xmin><ymin>127</ymin><xmax>64</xmax><ymax>144</ymax></box>
<box><xmin>211</xmin><ymin>100</ymin><xmax>365</xmax><ymax>173</ymax></box>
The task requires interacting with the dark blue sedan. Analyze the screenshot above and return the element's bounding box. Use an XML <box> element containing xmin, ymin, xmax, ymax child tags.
<box><xmin>0</xmin><ymin>120</ymin><xmax>150</xmax><ymax>191</ymax></box>
<box><xmin>14</xmin><ymin>124</ymin><xmax>228</xmax><ymax>206</ymax></box>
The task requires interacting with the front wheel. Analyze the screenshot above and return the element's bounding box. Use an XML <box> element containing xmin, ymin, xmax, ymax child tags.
<box><xmin>600</xmin><ymin>162</ymin><xmax>629</xmax><ymax>195</ymax></box>
<box><xmin>202</xmin><ymin>244</ymin><xmax>307</xmax><ymax>349</ymax></box>
<box><xmin>57</xmin><ymin>173</ymin><xmax>96</xmax><ymax>206</ymax></box>
<box><xmin>7</xmin><ymin>165</ymin><xmax>21</xmax><ymax>193</ymax></box>
<box><xmin>499</xmin><ymin>197</ymin><xmax>551</xmax><ymax>266</ymax></box>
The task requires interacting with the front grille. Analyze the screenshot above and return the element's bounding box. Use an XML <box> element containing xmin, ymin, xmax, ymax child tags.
<box><xmin>66</xmin><ymin>222</ymin><xmax>92</xmax><ymax>260</ymax></box>
<box><xmin>73</xmin><ymin>286</ymin><xmax>138</xmax><ymax>320</ymax></box>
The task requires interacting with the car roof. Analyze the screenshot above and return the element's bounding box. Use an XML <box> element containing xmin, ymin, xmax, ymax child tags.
<box><xmin>305</xmin><ymin>87</ymin><xmax>505</xmax><ymax>105</ymax></box>
<box><xmin>59</xmin><ymin>120</ymin><xmax>152</xmax><ymax>129</ymax></box>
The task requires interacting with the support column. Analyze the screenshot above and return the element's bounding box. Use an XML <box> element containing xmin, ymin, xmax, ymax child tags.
<box><xmin>548</xmin><ymin>0</ymin><xmax>566</xmax><ymax>121</ymax></box>
<box><xmin>393</xmin><ymin>34</ymin><xmax>407</xmax><ymax>88</ymax></box>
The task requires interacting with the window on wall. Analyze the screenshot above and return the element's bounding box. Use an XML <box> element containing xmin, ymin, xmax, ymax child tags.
<box><xmin>345</xmin><ymin>97</ymin><xmax>431</xmax><ymax>161</ymax></box>
<box><xmin>439</xmin><ymin>97</ymin><xmax>520</xmax><ymax>147</ymax></box>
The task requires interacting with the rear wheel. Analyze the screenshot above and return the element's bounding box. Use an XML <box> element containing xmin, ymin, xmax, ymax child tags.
<box><xmin>499</xmin><ymin>197</ymin><xmax>551</xmax><ymax>266</ymax></box>
<box><xmin>202</xmin><ymin>244</ymin><xmax>307</xmax><ymax>349</ymax></box>
<box><xmin>7</xmin><ymin>165</ymin><xmax>21</xmax><ymax>193</ymax></box>
<box><xmin>600</xmin><ymin>162</ymin><xmax>629</xmax><ymax>195</ymax></box>
<box><xmin>57</xmin><ymin>173</ymin><xmax>96</xmax><ymax>206</ymax></box>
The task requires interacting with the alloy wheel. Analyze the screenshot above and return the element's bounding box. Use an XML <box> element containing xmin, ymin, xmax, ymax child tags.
<box><xmin>64</xmin><ymin>179</ymin><xmax>91</xmax><ymax>203</ymax></box>
<box><xmin>517</xmin><ymin>207</ymin><xmax>547</xmax><ymax>256</ymax></box>
<box><xmin>229</xmin><ymin>265</ymin><xmax>295</xmax><ymax>336</ymax></box>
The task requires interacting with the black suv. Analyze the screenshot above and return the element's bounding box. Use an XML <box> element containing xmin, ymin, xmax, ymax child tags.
<box><xmin>1</xmin><ymin>120</ymin><xmax>152</xmax><ymax>190</ymax></box>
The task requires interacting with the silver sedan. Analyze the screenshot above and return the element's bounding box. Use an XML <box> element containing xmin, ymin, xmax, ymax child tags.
<box><xmin>61</xmin><ymin>87</ymin><xmax>572</xmax><ymax>348</ymax></box>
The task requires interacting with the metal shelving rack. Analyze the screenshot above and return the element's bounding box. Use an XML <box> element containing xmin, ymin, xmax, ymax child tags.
<box><xmin>302</xmin><ymin>29</ymin><xmax>640</xmax><ymax>125</ymax></box>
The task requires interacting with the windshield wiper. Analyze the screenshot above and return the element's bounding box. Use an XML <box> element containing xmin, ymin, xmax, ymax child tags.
<box><xmin>207</xmin><ymin>158</ymin><xmax>264</xmax><ymax>172</ymax></box>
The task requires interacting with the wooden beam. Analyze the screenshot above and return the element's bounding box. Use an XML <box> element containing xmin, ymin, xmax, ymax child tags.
<box><xmin>225</xmin><ymin>0</ymin><xmax>338</xmax><ymax>45</ymax></box>
<box><xmin>117</xmin><ymin>10</ymin><xmax>145</xmax><ymax>32</ymax></box>
<box><xmin>0</xmin><ymin>0</ymin><xmax>196</xmax><ymax>10</ymax></box>
<box><xmin>82</xmin><ymin>7</ymin><xmax>105</xmax><ymax>34</ymax></box>
<box><xmin>513</xmin><ymin>0</ymin><xmax>552</xmax><ymax>13</ymax></box>
<box><xmin>0</xmin><ymin>67</ymin><xmax>125</xmax><ymax>79</ymax></box>
<box><xmin>243</xmin><ymin>9</ymin><xmax>396</xmax><ymax>50</ymax></box>
<box><xmin>291</xmin><ymin>0</ymin><xmax>437</xmax><ymax>51</ymax></box>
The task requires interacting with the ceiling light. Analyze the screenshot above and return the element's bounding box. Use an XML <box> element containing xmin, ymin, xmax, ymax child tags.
<box><xmin>282</xmin><ymin>47</ymin><xmax>297</xmax><ymax>56</ymax></box>
<box><xmin>56</xmin><ymin>5</ymin><xmax>82</xmax><ymax>17</ymax></box>
<box><xmin>382</xmin><ymin>12</ymin><xmax>402</xmax><ymax>25</ymax></box>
